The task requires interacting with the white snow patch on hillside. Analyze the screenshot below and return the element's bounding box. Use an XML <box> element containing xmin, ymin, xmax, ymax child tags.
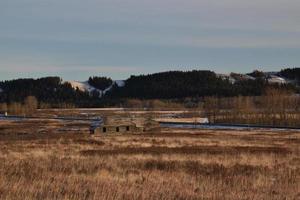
<box><xmin>267</xmin><ymin>75</ymin><xmax>287</xmax><ymax>84</ymax></box>
<box><xmin>68</xmin><ymin>81</ymin><xmax>97</xmax><ymax>93</ymax></box>
<box><xmin>67</xmin><ymin>80</ymin><xmax>125</xmax><ymax>98</ymax></box>
<box><xmin>115</xmin><ymin>80</ymin><xmax>125</xmax><ymax>87</ymax></box>
<box><xmin>216</xmin><ymin>74</ymin><xmax>236</xmax><ymax>84</ymax></box>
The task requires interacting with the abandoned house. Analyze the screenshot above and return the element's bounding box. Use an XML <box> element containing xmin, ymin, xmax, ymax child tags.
<box><xmin>90</xmin><ymin>122</ymin><xmax>142</xmax><ymax>135</ymax></box>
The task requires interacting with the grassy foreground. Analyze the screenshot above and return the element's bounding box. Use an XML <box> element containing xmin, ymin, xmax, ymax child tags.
<box><xmin>0</xmin><ymin>120</ymin><xmax>299</xmax><ymax>200</ymax></box>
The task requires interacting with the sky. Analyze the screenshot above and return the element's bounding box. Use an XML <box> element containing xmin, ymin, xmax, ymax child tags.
<box><xmin>0</xmin><ymin>0</ymin><xmax>300</xmax><ymax>81</ymax></box>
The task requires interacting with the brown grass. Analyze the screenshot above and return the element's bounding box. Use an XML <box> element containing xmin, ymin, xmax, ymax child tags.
<box><xmin>0</xmin><ymin>119</ymin><xmax>299</xmax><ymax>199</ymax></box>
<box><xmin>80</xmin><ymin>146</ymin><xmax>291</xmax><ymax>156</ymax></box>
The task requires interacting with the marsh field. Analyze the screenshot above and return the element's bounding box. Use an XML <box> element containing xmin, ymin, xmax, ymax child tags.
<box><xmin>0</xmin><ymin>110</ymin><xmax>299</xmax><ymax>200</ymax></box>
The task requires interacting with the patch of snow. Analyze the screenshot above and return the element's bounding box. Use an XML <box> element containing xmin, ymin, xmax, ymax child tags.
<box><xmin>267</xmin><ymin>75</ymin><xmax>287</xmax><ymax>84</ymax></box>
<box><xmin>68</xmin><ymin>81</ymin><xmax>96</xmax><ymax>93</ymax></box>
<box><xmin>155</xmin><ymin>117</ymin><xmax>209</xmax><ymax>124</ymax></box>
<box><xmin>67</xmin><ymin>81</ymin><xmax>103</xmax><ymax>97</ymax></box>
<box><xmin>115</xmin><ymin>80</ymin><xmax>125</xmax><ymax>87</ymax></box>
<box><xmin>243</xmin><ymin>75</ymin><xmax>256</xmax><ymax>80</ymax></box>
<box><xmin>103</xmin><ymin>84</ymin><xmax>113</xmax><ymax>95</ymax></box>
<box><xmin>229</xmin><ymin>73</ymin><xmax>255</xmax><ymax>82</ymax></box>
<box><xmin>66</xmin><ymin>80</ymin><xmax>125</xmax><ymax>98</ymax></box>
<box><xmin>217</xmin><ymin>74</ymin><xmax>236</xmax><ymax>84</ymax></box>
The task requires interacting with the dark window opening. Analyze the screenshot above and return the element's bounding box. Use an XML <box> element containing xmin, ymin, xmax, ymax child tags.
<box><xmin>103</xmin><ymin>127</ymin><xmax>107</xmax><ymax>133</ymax></box>
<box><xmin>126</xmin><ymin>126</ymin><xmax>130</xmax><ymax>131</ymax></box>
<box><xmin>116</xmin><ymin>127</ymin><xmax>119</xmax><ymax>132</ymax></box>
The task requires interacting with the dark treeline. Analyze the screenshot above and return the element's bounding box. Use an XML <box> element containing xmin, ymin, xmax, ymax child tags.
<box><xmin>0</xmin><ymin>77</ymin><xmax>104</xmax><ymax>108</ymax></box>
<box><xmin>0</xmin><ymin>69</ymin><xmax>299</xmax><ymax>108</ymax></box>
<box><xmin>279</xmin><ymin>68</ymin><xmax>300</xmax><ymax>84</ymax></box>
<box><xmin>109</xmin><ymin>70</ymin><xmax>297</xmax><ymax>99</ymax></box>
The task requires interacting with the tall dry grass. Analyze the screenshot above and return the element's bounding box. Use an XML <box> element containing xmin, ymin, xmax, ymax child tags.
<box><xmin>0</xmin><ymin>120</ymin><xmax>299</xmax><ymax>199</ymax></box>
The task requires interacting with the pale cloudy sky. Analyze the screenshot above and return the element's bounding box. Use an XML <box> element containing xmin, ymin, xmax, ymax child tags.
<box><xmin>0</xmin><ymin>0</ymin><xmax>299</xmax><ymax>80</ymax></box>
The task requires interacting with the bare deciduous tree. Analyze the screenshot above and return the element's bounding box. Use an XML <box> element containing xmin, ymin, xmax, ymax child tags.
<box><xmin>24</xmin><ymin>96</ymin><xmax>38</xmax><ymax>115</ymax></box>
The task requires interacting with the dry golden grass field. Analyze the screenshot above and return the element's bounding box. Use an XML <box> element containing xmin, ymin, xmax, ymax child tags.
<box><xmin>0</xmin><ymin>118</ymin><xmax>299</xmax><ymax>200</ymax></box>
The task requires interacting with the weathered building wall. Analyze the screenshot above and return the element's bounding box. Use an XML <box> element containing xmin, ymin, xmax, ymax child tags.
<box><xmin>91</xmin><ymin>124</ymin><xmax>141</xmax><ymax>135</ymax></box>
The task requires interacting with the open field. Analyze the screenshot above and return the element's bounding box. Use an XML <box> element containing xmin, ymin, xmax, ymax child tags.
<box><xmin>0</xmin><ymin>118</ymin><xmax>299</xmax><ymax>200</ymax></box>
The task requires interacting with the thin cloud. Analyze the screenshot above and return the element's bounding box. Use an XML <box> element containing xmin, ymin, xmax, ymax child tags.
<box><xmin>0</xmin><ymin>64</ymin><xmax>138</xmax><ymax>73</ymax></box>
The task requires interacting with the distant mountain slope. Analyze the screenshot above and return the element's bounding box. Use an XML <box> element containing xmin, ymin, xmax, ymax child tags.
<box><xmin>109</xmin><ymin>70</ymin><xmax>269</xmax><ymax>99</ymax></box>
<box><xmin>108</xmin><ymin>69</ymin><xmax>299</xmax><ymax>99</ymax></box>
<box><xmin>219</xmin><ymin>71</ymin><xmax>293</xmax><ymax>85</ymax></box>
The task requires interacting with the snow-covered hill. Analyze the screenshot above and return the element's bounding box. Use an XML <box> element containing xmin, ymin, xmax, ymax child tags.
<box><xmin>217</xmin><ymin>72</ymin><xmax>293</xmax><ymax>85</ymax></box>
<box><xmin>67</xmin><ymin>80</ymin><xmax>125</xmax><ymax>98</ymax></box>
